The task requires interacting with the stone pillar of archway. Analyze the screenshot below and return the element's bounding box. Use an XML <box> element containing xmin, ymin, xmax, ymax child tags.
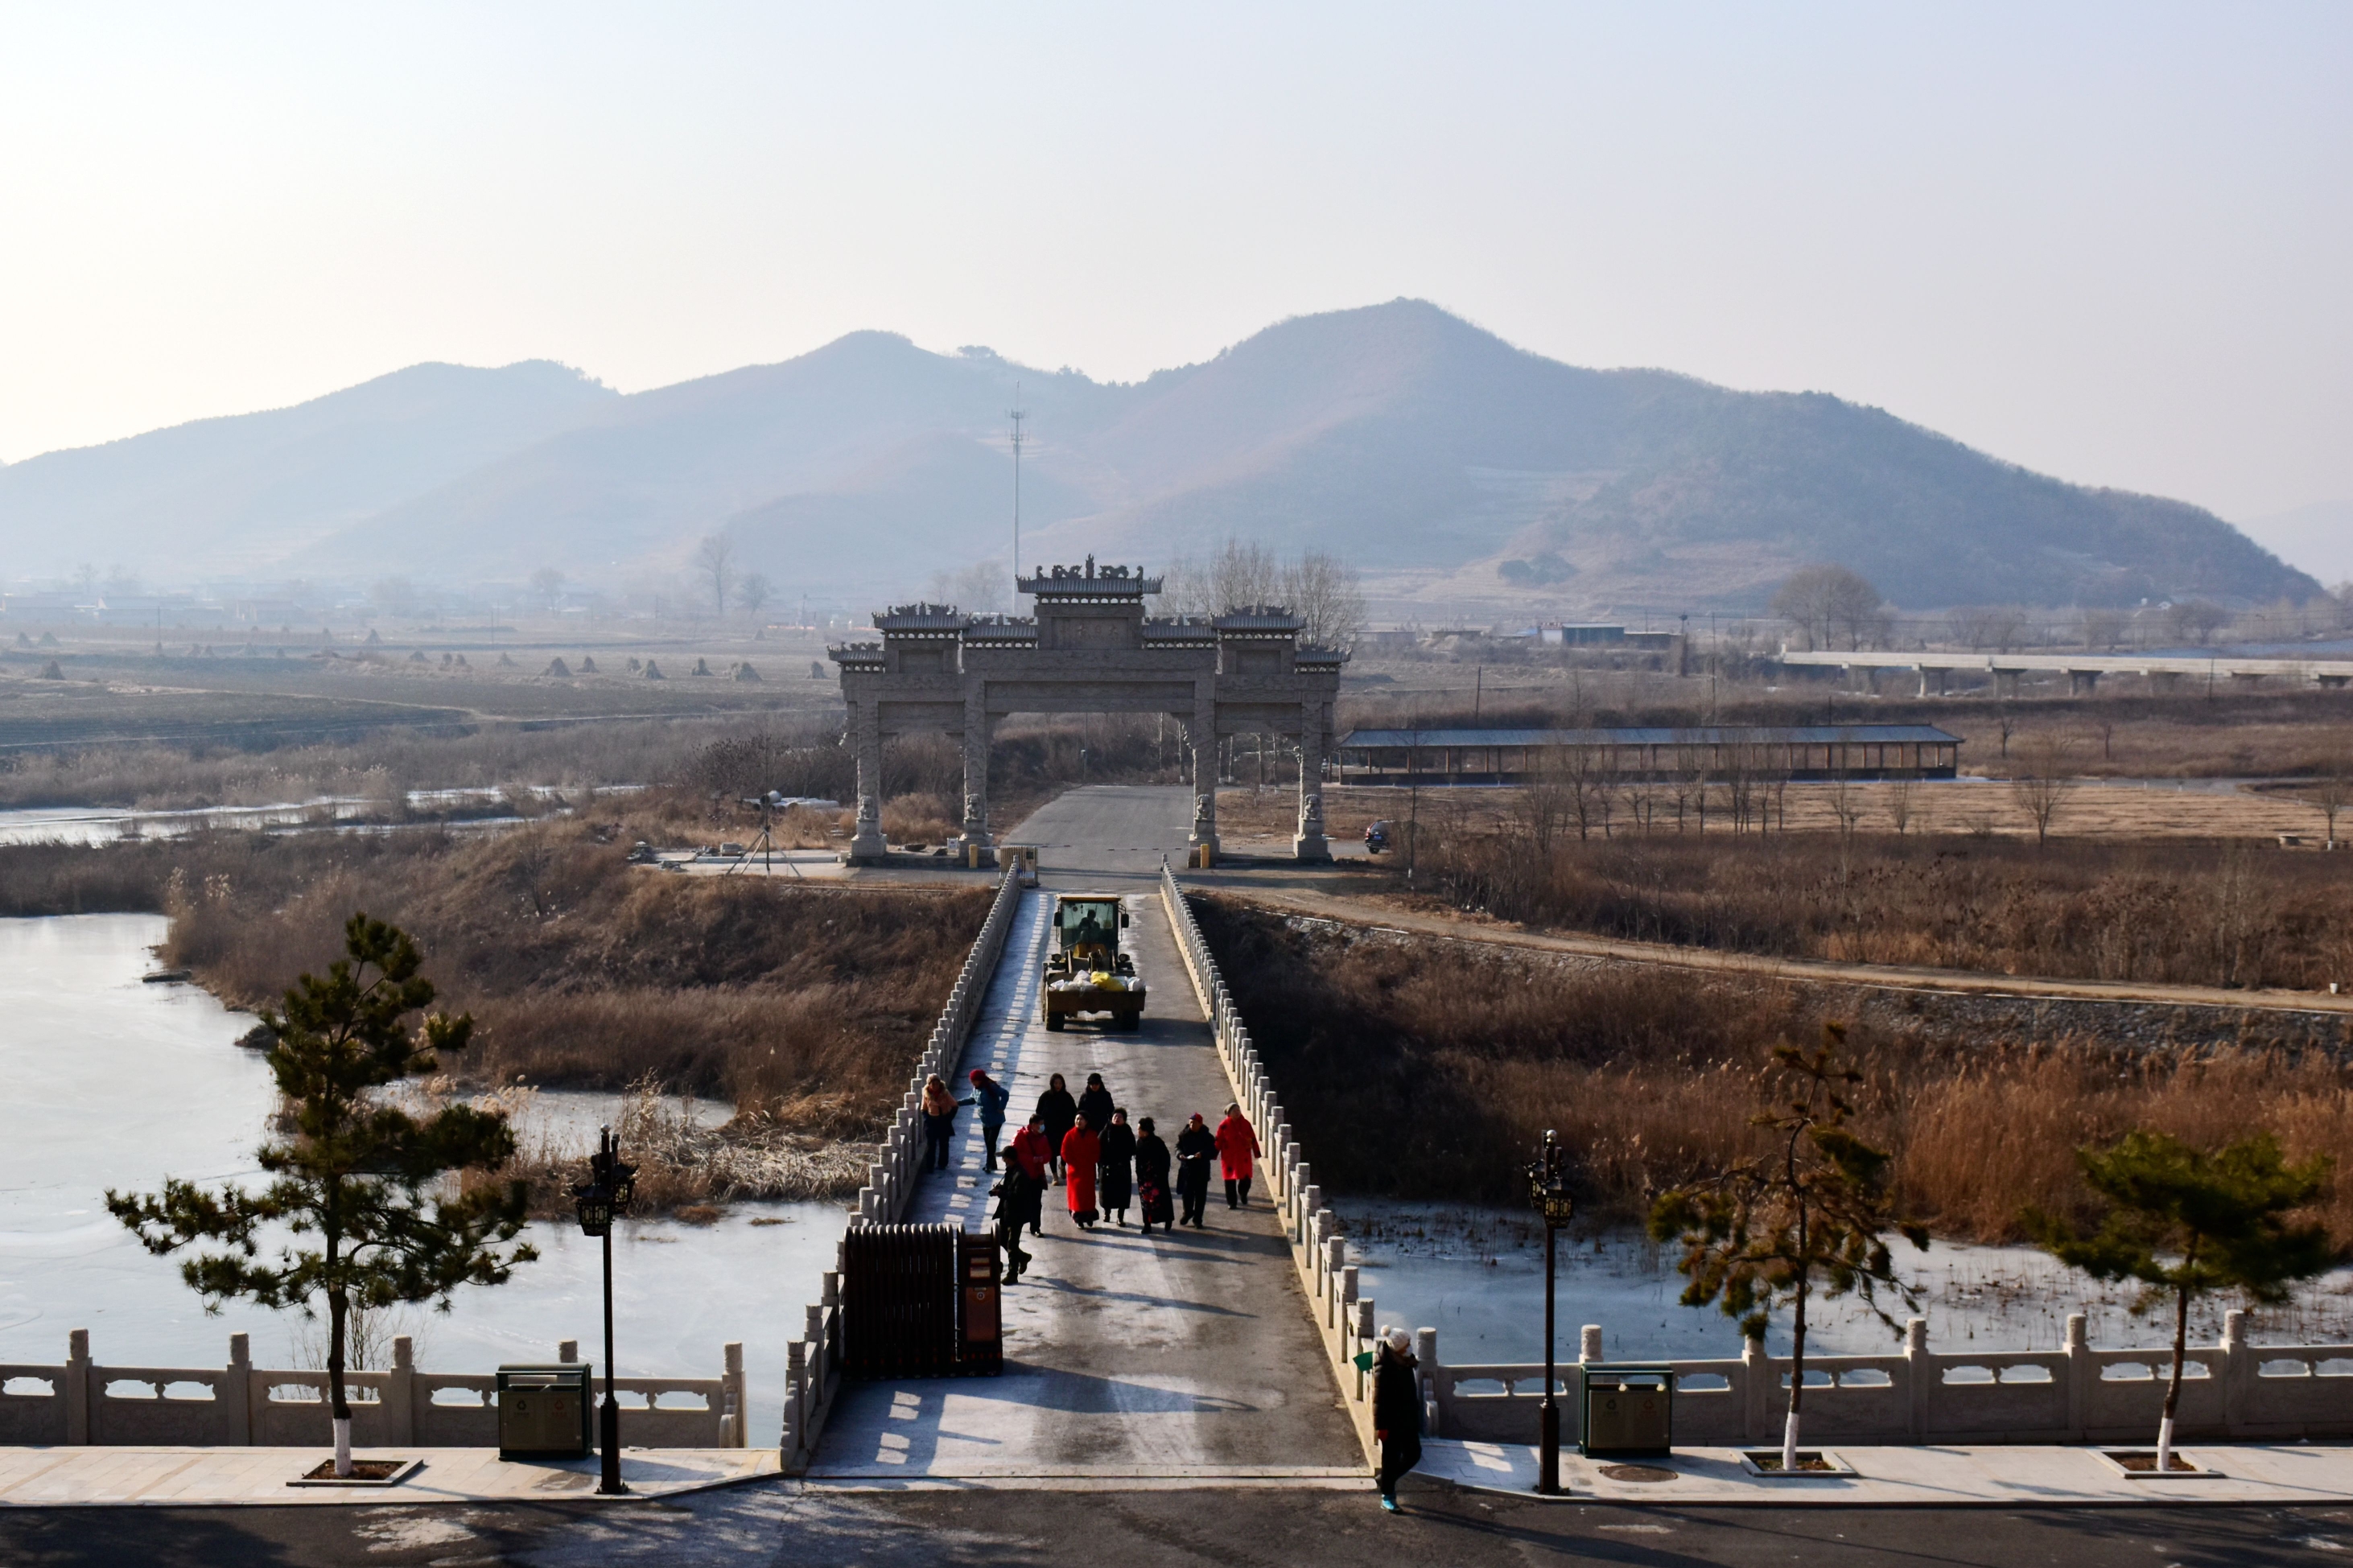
<box><xmin>1295</xmin><ymin>698</ymin><xmax>1329</xmax><ymax>862</ymax></box>
<box><xmin>848</xmin><ymin>700</ymin><xmax>886</xmax><ymax>862</ymax></box>
<box><xmin>958</xmin><ymin>690</ymin><xmax>993</xmax><ymax>864</ymax></box>
<box><xmin>1188</xmin><ymin>689</ymin><xmax>1218</xmax><ymax>860</ymax></box>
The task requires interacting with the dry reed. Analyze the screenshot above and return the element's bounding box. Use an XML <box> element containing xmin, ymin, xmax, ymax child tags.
<box><xmin>1196</xmin><ymin>897</ymin><xmax>2353</xmax><ymax>1248</ymax></box>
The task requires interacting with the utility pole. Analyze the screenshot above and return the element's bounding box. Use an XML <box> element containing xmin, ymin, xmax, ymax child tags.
<box><xmin>1009</xmin><ymin>388</ymin><xmax>1027</xmax><ymax>604</ymax></box>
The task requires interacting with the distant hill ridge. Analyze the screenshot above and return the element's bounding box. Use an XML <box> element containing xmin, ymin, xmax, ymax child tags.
<box><xmin>0</xmin><ymin>302</ymin><xmax>2314</xmax><ymax>611</ymax></box>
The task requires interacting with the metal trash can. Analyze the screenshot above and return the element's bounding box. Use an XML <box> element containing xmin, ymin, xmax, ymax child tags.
<box><xmin>497</xmin><ymin>1363</ymin><xmax>593</xmax><ymax>1460</ymax></box>
<box><xmin>958</xmin><ymin>1229</ymin><xmax>1003</xmax><ymax>1374</ymax></box>
<box><xmin>1578</xmin><ymin>1363</ymin><xmax>1675</xmax><ymax>1458</ymax></box>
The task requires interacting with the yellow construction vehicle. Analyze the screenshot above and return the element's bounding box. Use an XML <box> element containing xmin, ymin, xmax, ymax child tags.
<box><xmin>1041</xmin><ymin>893</ymin><xmax>1145</xmax><ymax>1031</ymax></box>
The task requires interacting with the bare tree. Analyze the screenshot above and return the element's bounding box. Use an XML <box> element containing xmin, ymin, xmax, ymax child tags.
<box><xmin>2009</xmin><ymin>735</ymin><xmax>2078</xmax><ymax>846</ymax></box>
<box><xmin>529</xmin><ymin>566</ymin><xmax>567</xmax><ymax>611</ymax></box>
<box><xmin>1561</xmin><ymin>743</ymin><xmax>1606</xmax><ymax>841</ymax></box>
<box><xmin>1284</xmin><ymin>551</ymin><xmax>1366</xmax><ymax>648</ymax></box>
<box><xmin>1770</xmin><ymin>565</ymin><xmax>1884</xmax><ymax>652</ymax></box>
<box><xmin>1886</xmin><ymin>772</ymin><xmax>1916</xmax><ymax>835</ymax></box>
<box><xmin>2165</xmin><ymin>599</ymin><xmax>2227</xmax><ymax>646</ymax></box>
<box><xmin>2082</xmin><ymin>608</ymin><xmax>2127</xmax><ymax>652</ymax></box>
<box><xmin>739</xmin><ymin>573</ymin><xmax>773</xmax><ymax>619</ymax></box>
<box><xmin>924</xmin><ymin>560</ymin><xmax>1008</xmax><ymax>615</ymax></box>
<box><xmin>1517</xmin><ymin>747</ymin><xmax>1575</xmax><ymax>856</ymax></box>
<box><xmin>1209</xmin><ymin>538</ymin><xmax>1284</xmax><ymax>612</ymax></box>
<box><xmin>2303</xmin><ymin>756</ymin><xmax>2352</xmax><ymax>847</ymax></box>
<box><xmin>696</xmin><ymin>534</ymin><xmax>736</xmax><ymax>615</ymax></box>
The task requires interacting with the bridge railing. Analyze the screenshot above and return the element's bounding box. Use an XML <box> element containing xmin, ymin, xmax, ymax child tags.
<box><xmin>1160</xmin><ymin>860</ymin><xmax>1380</xmax><ymax>1470</ymax></box>
<box><xmin>0</xmin><ymin>1329</ymin><xmax>743</xmax><ymax>1448</ymax></box>
<box><xmin>1426</xmin><ymin>1315</ymin><xmax>2353</xmax><ymax>1447</ymax></box>
<box><xmin>778</xmin><ymin>858</ymin><xmax>1025</xmax><ymax>1472</ymax></box>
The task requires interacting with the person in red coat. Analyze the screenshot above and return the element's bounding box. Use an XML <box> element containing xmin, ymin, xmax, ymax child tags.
<box><xmin>1214</xmin><ymin>1101</ymin><xmax>1263</xmax><ymax>1209</ymax></box>
<box><xmin>1061</xmin><ymin>1121</ymin><xmax>1102</xmax><ymax>1228</ymax></box>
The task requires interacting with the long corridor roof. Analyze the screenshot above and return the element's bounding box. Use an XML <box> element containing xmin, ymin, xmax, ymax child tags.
<box><xmin>1340</xmin><ymin>725</ymin><xmax>1963</xmax><ymax>747</ymax></box>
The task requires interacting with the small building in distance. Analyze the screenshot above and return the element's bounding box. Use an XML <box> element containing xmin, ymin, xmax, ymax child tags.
<box><xmin>1335</xmin><ymin>724</ymin><xmax>1962</xmax><ymax>785</ymax></box>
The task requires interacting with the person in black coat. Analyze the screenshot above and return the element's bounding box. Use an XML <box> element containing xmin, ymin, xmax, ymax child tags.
<box><xmin>1133</xmin><ymin>1117</ymin><xmax>1173</xmax><ymax>1235</ymax></box>
<box><xmin>991</xmin><ymin>1165</ymin><xmax>1041</xmax><ymax>1283</ymax></box>
<box><xmin>1096</xmin><ymin>1108</ymin><xmax>1136</xmax><ymax>1226</ymax></box>
<box><xmin>1076</xmin><ymin>1072</ymin><xmax>1115</xmax><ymax>1134</ymax></box>
<box><xmin>1372</xmin><ymin>1328</ymin><xmax>1423</xmax><ymax>1513</ymax></box>
<box><xmin>1173</xmin><ymin>1113</ymin><xmax>1217</xmax><ymax>1228</ymax></box>
<box><xmin>1035</xmin><ymin>1073</ymin><xmax>1078</xmax><ymax>1180</ymax></box>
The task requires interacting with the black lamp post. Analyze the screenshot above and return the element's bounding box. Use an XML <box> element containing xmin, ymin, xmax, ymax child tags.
<box><xmin>572</xmin><ymin>1125</ymin><xmax>637</xmax><ymax>1496</ymax></box>
<box><xmin>1526</xmin><ymin>1129</ymin><xmax>1576</xmax><ymax>1495</ymax></box>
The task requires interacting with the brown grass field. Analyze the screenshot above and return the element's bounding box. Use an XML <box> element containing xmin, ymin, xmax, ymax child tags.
<box><xmin>1193</xmin><ymin>896</ymin><xmax>2353</xmax><ymax>1249</ymax></box>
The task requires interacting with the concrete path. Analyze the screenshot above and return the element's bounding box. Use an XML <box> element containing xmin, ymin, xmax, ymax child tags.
<box><xmin>808</xmin><ymin>787</ymin><xmax>1363</xmax><ymax>1481</ymax></box>
<box><xmin>1421</xmin><ymin>1435</ymin><xmax>2353</xmax><ymax>1506</ymax></box>
<box><xmin>0</xmin><ymin>1446</ymin><xmax>775</xmax><ymax>1507</ymax></box>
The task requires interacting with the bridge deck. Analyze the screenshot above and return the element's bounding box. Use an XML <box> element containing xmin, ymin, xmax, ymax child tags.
<box><xmin>808</xmin><ymin>787</ymin><xmax>1362</xmax><ymax>1479</ymax></box>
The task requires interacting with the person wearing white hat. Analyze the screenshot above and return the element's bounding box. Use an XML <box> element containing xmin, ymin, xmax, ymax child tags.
<box><xmin>1372</xmin><ymin>1326</ymin><xmax>1422</xmax><ymax>1513</ymax></box>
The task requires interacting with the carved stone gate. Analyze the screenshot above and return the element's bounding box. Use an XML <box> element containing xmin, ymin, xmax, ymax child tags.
<box><xmin>828</xmin><ymin>561</ymin><xmax>1344</xmax><ymax>864</ymax></box>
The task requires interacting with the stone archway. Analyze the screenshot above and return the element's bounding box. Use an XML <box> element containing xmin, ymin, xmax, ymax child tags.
<box><xmin>828</xmin><ymin>560</ymin><xmax>1344</xmax><ymax>864</ymax></box>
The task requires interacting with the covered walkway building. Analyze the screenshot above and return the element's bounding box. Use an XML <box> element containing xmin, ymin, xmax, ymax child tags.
<box><xmin>1335</xmin><ymin>724</ymin><xmax>1962</xmax><ymax>785</ymax></box>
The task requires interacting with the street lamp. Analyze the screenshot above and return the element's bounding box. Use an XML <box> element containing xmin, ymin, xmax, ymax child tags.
<box><xmin>1526</xmin><ymin>1129</ymin><xmax>1576</xmax><ymax>1495</ymax></box>
<box><xmin>573</xmin><ymin>1125</ymin><xmax>637</xmax><ymax>1496</ymax></box>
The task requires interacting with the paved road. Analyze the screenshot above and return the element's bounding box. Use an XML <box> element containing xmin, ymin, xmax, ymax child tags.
<box><xmin>808</xmin><ymin>786</ymin><xmax>1362</xmax><ymax>1478</ymax></box>
<box><xmin>8</xmin><ymin>1487</ymin><xmax>2351</xmax><ymax>1565</ymax></box>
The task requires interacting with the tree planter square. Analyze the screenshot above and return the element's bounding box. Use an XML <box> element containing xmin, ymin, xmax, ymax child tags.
<box><xmin>288</xmin><ymin>1458</ymin><xmax>423</xmax><ymax>1488</ymax></box>
<box><xmin>1738</xmin><ymin>1451</ymin><xmax>1856</xmax><ymax>1478</ymax></box>
<box><xmin>2098</xmin><ymin>1451</ymin><xmax>2224</xmax><ymax>1480</ymax></box>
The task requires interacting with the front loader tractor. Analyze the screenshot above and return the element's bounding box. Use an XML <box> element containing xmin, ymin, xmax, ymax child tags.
<box><xmin>1041</xmin><ymin>894</ymin><xmax>1145</xmax><ymax>1031</ymax></box>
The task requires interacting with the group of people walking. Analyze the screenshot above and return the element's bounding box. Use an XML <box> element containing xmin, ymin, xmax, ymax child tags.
<box><xmin>917</xmin><ymin>1064</ymin><xmax>1419</xmax><ymax>1513</ymax></box>
<box><xmin>916</xmin><ymin>1066</ymin><xmax>1262</xmax><ymax>1286</ymax></box>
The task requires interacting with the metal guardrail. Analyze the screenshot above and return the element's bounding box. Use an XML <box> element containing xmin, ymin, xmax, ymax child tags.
<box><xmin>1160</xmin><ymin>860</ymin><xmax>1384</xmax><ymax>1470</ymax></box>
<box><xmin>0</xmin><ymin>1329</ymin><xmax>744</xmax><ymax>1448</ymax></box>
<box><xmin>778</xmin><ymin>858</ymin><xmax>1025</xmax><ymax>1472</ymax></box>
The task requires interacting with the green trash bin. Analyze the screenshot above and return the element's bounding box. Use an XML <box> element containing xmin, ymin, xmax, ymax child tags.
<box><xmin>1578</xmin><ymin>1363</ymin><xmax>1675</xmax><ymax>1459</ymax></box>
<box><xmin>497</xmin><ymin>1364</ymin><xmax>594</xmax><ymax>1460</ymax></box>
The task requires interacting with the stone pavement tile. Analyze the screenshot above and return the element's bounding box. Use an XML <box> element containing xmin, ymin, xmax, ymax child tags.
<box><xmin>0</xmin><ymin>1447</ymin><xmax>777</xmax><ymax>1506</ymax></box>
<box><xmin>1419</xmin><ymin>1438</ymin><xmax>2353</xmax><ymax>1507</ymax></box>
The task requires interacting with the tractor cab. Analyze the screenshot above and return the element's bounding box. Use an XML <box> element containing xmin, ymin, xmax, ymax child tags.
<box><xmin>1041</xmin><ymin>895</ymin><xmax>1145</xmax><ymax>1031</ymax></box>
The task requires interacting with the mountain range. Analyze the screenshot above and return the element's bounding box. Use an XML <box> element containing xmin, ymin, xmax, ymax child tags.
<box><xmin>0</xmin><ymin>300</ymin><xmax>2319</xmax><ymax>613</ymax></box>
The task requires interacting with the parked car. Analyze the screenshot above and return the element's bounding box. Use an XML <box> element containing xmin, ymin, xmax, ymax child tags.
<box><xmin>1364</xmin><ymin>820</ymin><xmax>1391</xmax><ymax>854</ymax></box>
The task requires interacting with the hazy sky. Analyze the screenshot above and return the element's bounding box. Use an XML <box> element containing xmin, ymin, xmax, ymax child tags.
<box><xmin>2</xmin><ymin>2</ymin><xmax>2347</xmax><ymax>527</ymax></box>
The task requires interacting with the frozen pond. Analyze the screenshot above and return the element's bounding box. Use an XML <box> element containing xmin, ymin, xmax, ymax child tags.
<box><xmin>0</xmin><ymin>784</ymin><xmax>641</xmax><ymax>846</ymax></box>
<box><xmin>1335</xmin><ymin>1200</ymin><xmax>2353</xmax><ymax>1368</ymax></box>
<box><xmin>0</xmin><ymin>915</ymin><xmax>836</xmax><ymax>1436</ymax></box>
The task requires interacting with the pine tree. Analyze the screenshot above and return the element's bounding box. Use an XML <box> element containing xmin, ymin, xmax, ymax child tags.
<box><xmin>2025</xmin><ymin>1131</ymin><xmax>2332</xmax><ymax>1473</ymax></box>
<box><xmin>1649</xmin><ymin>1023</ymin><xmax>1927</xmax><ymax>1473</ymax></box>
<box><xmin>108</xmin><ymin>914</ymin><xmax>535</xmax><ymax>1476</ymax></box>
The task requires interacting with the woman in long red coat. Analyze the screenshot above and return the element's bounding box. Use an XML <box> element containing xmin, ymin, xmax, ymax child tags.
<box><xmin>1214</xmin><ymin>1102</ymin><xmax>1262</xmax><ymax>1209</ymax></box>
<box><xmin>1061</xmin><ymin>1121</ymin><xmax>1102</xmax><ymax>1228</ymax></box>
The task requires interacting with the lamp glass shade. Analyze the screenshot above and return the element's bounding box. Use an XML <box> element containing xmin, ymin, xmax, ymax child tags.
<box><xmin>575</xmin><ymin>1194</ymin><xmax>613</xmax><ymax>1237</ymax></box>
